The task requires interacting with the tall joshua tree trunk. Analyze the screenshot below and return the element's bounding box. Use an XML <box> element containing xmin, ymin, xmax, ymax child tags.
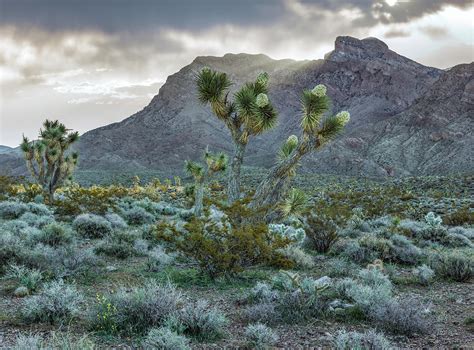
<box><xmin>250</xmin><ymin>141</ymin><xmax>312</xmax><ymax>210</ymax></box>
<box><xmin>194</xmin><ymin>181</ymin><xmax>205</xmax><ymax>217</ymax></box>
<box><xmin>227</xmin><ymin>141</ymin><xmax>246</xmax><ymax>203</ymax></box>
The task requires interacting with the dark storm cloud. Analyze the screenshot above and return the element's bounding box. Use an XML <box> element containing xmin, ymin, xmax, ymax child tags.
<box><xmin>0</xmin><ymin>0</ymin><xmax>284</xmax><ymax>32</ymax></box>
<box><xmin>1</xmin><ymin>0</ymin><xmax>472</xmax><ymax>33</ymax></box>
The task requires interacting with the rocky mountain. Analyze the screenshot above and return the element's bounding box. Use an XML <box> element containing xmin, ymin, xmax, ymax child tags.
<box><xmin>1</xmin><ymin>36</ymin><xmax>472</xmax><ymax>178</ymax></box>
<box><xmin>0</xmin><ymin>146</ymin><xmax>12</xmax><ymax>154</ymax></box>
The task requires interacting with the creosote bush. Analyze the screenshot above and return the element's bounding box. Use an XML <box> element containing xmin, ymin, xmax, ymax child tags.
<box><xmin>303</xmin><ymin>211</ymin><xmax>340</xmax><ymax>253</ymax></box>
<box><xmin>37</xmin><ymin>222</ymin><xmax>73</xmax><ymax>246</ymax></box>
<box><xmin>72</xmin><ymin>213</ymin><xmax>113</xmax><ymax>238</ymax></box>
<box><xmin>156</xmin><ymin>215</ymin><xmax>293</xmax><ymax>278</ymax></box>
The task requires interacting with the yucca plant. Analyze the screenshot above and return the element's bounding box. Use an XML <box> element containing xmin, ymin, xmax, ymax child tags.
<box><xmin>250</xmin><ymin>84</ymin><xmax>350</xmax><ymax>217</ymax></box>
<box><xmin>20</xmin><ymin>120</ymin><xmax>79</xmax><ymax>202</ymax></box>
<box><xmin>196</xmin><ymin>68</ymin><xmax>277</xmax><ymax>203</ymax></box>
<box><xmin>185</xmin><ymin>147</ymin><xmax>228</xmax><ymax>216</ymax></box>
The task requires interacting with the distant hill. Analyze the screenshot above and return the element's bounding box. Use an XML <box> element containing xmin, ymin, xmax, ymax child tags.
<box><xmin>1</xmin><ymin>36</ymin><xmax>472</xmax><ymax>177</ymax></box>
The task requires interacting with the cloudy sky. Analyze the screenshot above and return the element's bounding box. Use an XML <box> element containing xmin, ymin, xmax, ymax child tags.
<box><xmin>0</xmin><ymin>0</ymin><xmax>472</xmax><ymax>147</ymax></box>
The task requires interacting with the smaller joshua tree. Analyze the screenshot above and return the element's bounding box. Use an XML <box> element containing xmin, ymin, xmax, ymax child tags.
<box><xmin>20</xmin><ymin>120</ymin><xmax>79</xmax><ymax>202</ymax></box>
<box><xmin>250</xmin><ymin>84</ymin><xmax>350</xmax><ymax>218</ymax></box>
<box><xmin>185</xmin><ymin>148</ymin><xmax>228</xmax><ymax>216</ymax></box>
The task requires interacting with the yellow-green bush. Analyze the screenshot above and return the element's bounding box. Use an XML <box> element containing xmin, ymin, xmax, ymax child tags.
<box><xmin>157</xmin><ymin>218</ymin><xmax>293</xmax><ymax>278</ymax></box>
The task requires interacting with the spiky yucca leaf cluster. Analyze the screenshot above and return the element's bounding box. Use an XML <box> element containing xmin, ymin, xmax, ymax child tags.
<box><xmin>20</xmin><ymin>119</ymin><xmax>79</xmax><ymax>201</ymax></box>
<box><xmin>280</xmin><ymin>188</ymin><xmax>308</xmax><ymax>219</ymax></box>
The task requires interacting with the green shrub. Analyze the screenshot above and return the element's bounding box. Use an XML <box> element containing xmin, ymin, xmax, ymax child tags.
<box><xmin>12</xmin><ymin>332</ymin><xmax>95</xmax><ymax>350</ymax></box>
<box><xmin>142</xmin><ymin>327</ymin><xmax>190</xmax><ymax>350</ymax></box>
<box><xmin>413</xmin><ymin>264</ymin><xmax>435</xmax><ymax>285</ymax></box>
<box><xmin>369</xmin><ymin>297</ymin><xmax>430</xmax><ymax>336</ymax></box>
<box><xmin>178</xmin><ymin>300</ymin><xmax>227</xmax><ymax>340</ymax></box>
<box><xmin>72</xmin><ymin>213</ymin><xmax>113</xmax><ymax>238</ymax></box>
<box><xmin>22</xmin><ymin>280</ymin><xmax>83</xmax><ymax>324</ymax></box>
<box><xmin>0</xmin><ymin>201</ymin><xmax>28</xmax><ymax>219</ymax></box>
<box><xmin>156</xmin><ymin>218</ymin><xmax>293</xmax><ymax>278</ymax></box>
<box><xmin>244</xmin><ymin>323</ymin><xmax>278</xmax><ymax>349</ymax></box>
<box><xmin>430</xmin><ymin>251</ymin><xmax>473</xmax><ymax>282</ymax></box>
<box><xmin>36</xmin><ymin>223</ymin><xmax>73</xmax><ymax>246</ymax></box>
<box><xmin>121</xmin><ymin>206</ymin><xmax>155</xmax><ymax>225</ymax></box>
<box><xmin>5</xmin><ymin>264</ymin><xmax>43</xmax><ymax>292</ymax></box>
<box><xmin>105</xmin><ymin>213</ymin><xmax>128</xmax><ymax>230</ymax></box>
<box><xmin>91</xmin><ymin>281</ymin><xmax>183</xmax><ymax>335</ymax></box>
<box><xmin>95</xmin><ymin>231</ymin><xmax>140</xmax><ymax>259</ymax></box>
<box><xmin>302</xmin><ymin>212</ymin><xmax>340</xmax><ymax>253</ymax></box>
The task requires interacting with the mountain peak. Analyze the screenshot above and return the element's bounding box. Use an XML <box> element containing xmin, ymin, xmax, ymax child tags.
<box><xmin>325</xmin><ymin>36</ymin><xmax>390</xmax><ymax>62</ymax></box>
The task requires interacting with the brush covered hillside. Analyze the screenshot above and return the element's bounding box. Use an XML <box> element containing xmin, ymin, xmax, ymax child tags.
<box><xmin>1</xmin><ymin>36</ymin><xmax>473</xmax><ymax>177</ymax></box>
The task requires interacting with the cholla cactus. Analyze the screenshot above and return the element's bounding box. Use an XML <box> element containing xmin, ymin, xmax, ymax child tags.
<box><xmin>425</xmin><ymin>212</ymin><xmax>442</xmax><ymax>227</ymax></box>
<box><xmin>196</xmin><ymin>69</ymin><xmax>276</xmax><ymax>203</ymax></box>
<box><xmin>250</xmin><ymin>84</ymin><xmax>350</xmax><ymax>216</ymax></box>
<box><xmin>185</xmin><ymin>148</ymin><xmax>227</xmax><ymax>216</ymax></box>
<box><xmin>20</xmin><ymin>120</ymin><xmax>79</xmax><ymax>202</ymax></box>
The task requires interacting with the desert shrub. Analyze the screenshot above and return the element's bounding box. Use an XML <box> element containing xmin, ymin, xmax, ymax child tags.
<box><xmin>302</xmin><ymin>212</ymin><xmax>340</xmax><ymax>253</ymax></box>
<box><xmin>178</xmin><ymin>300</ymin><xmax>227</xmax><ymax>340</ymax></box>
<box><xmin>413</xmin><ymin>264</ymin><xmax>435</xmax><ymax>285</ymax></box>
<box><xmin>5</xmin><ymin>264</ymin><xmax>43</xmax><ymax>291</ymax></box>
<box><xmin>242</xmin><ymin>302</ymin><xmax>279</xmax><ymax>325</ymax></box>
<box><xmin>145</xmin><ymin>245</ymin><xmax>175</xmax><ymax>272</ymax></box>
<box><xmin>156</xmin><ymin>218</ymin><xmax>292</xmax><ymax>278</ymax></box>
<box><xmin>72</xmin><ymin>213</ymin><xmax>113</xmax><ymax>238</ymax></box>
<box><xmin>336</xmin><ymin>240</ymin><xmax>375</xmax><ymax>264</ymax></box>
<box><xmin>277</xmin><ymin>245</ymin><xmax>314</xmax><ymax>269</ymax></box>
<box><xmin>430</xmin><ymin>251</ymin><xmax>473</xmax><ymax>282</ymax></box>
<box><xmin>336</xmin><ymin>269</ymin><xmax>393</xmax><ymax>314</ymax></box>
<box><xmin>324</xmin><ymin>258</ymin><xmax>358</xmax><ymax>278</ymax></box>
<box><xmin>22</xmin><ymin>280</ymin><xmax>83</xmax><ymax>324</ymax></box>
<box><xmin>121</xmin><ymin>206</ymin><xmax>155</xmax><ymax>225</ymax></box>
<box><xmin>0</xmin><ymin>201</ymin><xmax>28</xmax><ymax>219</ymax></box>
<box><xmin>12</xmin><ymin>332</ymin><xmax>95</xmax><ymax>350</ymax></box>
<box><xmin>52</xmin><ymin>184</ymin><xmax>128</xmax><ymax>216</ymax></box>
<box><xmin>26</xmin><ymin>202</ymin><xmax>52</xmax><ymax>216</ymax></box>
<box><xmin>245</xmin><ymin>273</ymin><xmax>331</xmax><ymax>324</ymax></box>
<box><xmin>244</xmin><ymin>323</ymin><xmax>278</xmax><ymax>350</ymax></box>
<box><xmin>0</xmin><ymin>233</ymin><xmax>25</xmax><ymax>271</ymax></box>
<box><xmin>95</xmin><ymin>231</ymin><xmax>140</xmax><ymax>259</ymax></box>
<box><xmin>142</xmin><ymin>327</ymin><xmax>190</xmax><ymax>350</ymax></box>
<box><xmin>369</xmin><ymin>297</ymin><xmax>430</xmax><ymax>335</ymax></box>
<box><xmin>18</xmin><ymin>212</ymin><xmax>53</xmax><ymax>228</ymax></box>
<box><xmin>388</xmin><ymin>234</ymin><xmax>422</xmax><ymax>265</ymax></box>
<box><xmin>24</xmin><ymin>244</ymin><xmax>100</xmax><ymax>279</ymax></box>
<box><xmin>442</xmin><ymin>233</ymin><xmax>473</xmax><ymax>248</ymax></box>
<box><xmin>358</xmin><ymin>235</ymin><xmax>392</xmax><ymax>261</ymax></box>
<box><xmin>92</xmin><ymin>281</ymin><xmax>183</xmax><ymax>335</ymax></box>
<box><xmin>105</xmin><ymin>212</ymin><xmax>128</xmax><ymax>230</ymax></box>
<box><xmin>36</xmin><ymin>223</ymin><xmax>73</xmax><ymax>246</ymax></box>
<box><xmin>448</xmin><ymin>226</ymin><xmax>474</xmax><ymax>239</ymax></box>
<box><xmin>443</xmin><ymin>207</ymin><xmax>474</xmax><ymax>226</ymax></box>
<box><xmin>332</xmin><ymin>329</ymin><xmax>392</xmax><ymax>350</ymax></box>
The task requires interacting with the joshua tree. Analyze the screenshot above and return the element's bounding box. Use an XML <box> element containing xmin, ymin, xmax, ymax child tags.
<box><xmin>196</xmin><ymin>68</ymin><xmax>277</xmax><ymax>203</ymax></box>
<box><xmin>185</xmin><ymin>147</ymin><xmax>228</xmax><ymax>216</ymax></box>
<box><xmin>249</xmin><ymin>84</ymin><xmax>350</xmax><ymax>217</ymax></box>
<box><xmin>20</xmin><ymin>119</ymin><xmax>79</xmax><ymax>202</ymax></box>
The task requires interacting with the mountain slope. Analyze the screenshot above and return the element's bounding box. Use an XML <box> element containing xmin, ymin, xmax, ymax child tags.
<box><xmin>1</xmin><ymin>36</ymin><xmax>472</xmax><ymax>178</ymax></box>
